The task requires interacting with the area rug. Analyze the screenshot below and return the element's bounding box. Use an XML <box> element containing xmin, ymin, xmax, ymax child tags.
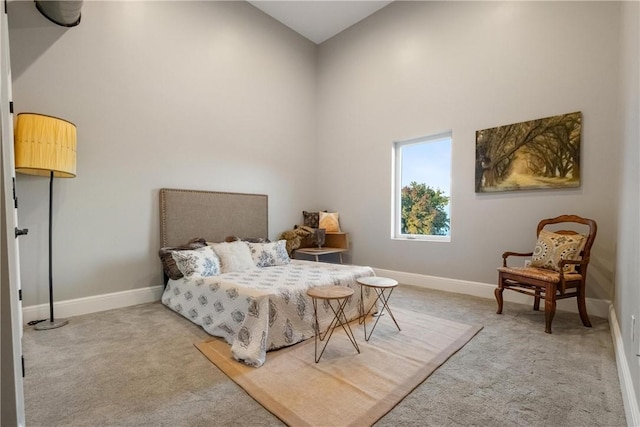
<box><xmin>195</xmin><ymin>307</ymin><xmax>482</xmax><ymax>427</ymax></box>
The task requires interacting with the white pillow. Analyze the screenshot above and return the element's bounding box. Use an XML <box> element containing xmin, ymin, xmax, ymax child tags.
<box><xmin>209</xmin><ymin>241</ymin><xmax>256</xmax><ymax>273</ymax></box>
<box><xmin>247</xmin><ymin>240</ymin><xmax>291</xmax><ymax>267</ymax></box>
<box><xmin>171</xmin><ymin>246</ymin><xmax>220</xmax><ymax>277</ymax></box>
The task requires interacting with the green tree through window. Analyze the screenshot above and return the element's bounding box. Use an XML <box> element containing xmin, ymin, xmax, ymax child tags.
<box><xmin>401</xmin><ymin>182</ymin><xmax>450</xmax><ymax>235</ymax></box>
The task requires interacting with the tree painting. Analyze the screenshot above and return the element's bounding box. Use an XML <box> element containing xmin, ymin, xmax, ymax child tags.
<box><xmin>475</xmin><ymin>112</ymin><xmax>581</xmax><ymax>192</ymax></box>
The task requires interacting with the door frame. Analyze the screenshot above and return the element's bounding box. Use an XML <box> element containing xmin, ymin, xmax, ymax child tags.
<box><xmin>0</xmin><ymin>1</ymin><xmax>26</xmax><ymax>424</ymax></box>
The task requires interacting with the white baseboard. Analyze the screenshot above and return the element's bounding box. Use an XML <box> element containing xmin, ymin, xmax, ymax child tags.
<box><xmin>22</xmin><ymin>285</ymin><xmax>165</xmax><ymax>325</ymax></box>
<box><xmin>609</xmin><ymin>307</ymin><xmax>640</xmax><ymax>427</ymax></box>
<box><xmin>372</xmin><ymin>268</ymin><xmax>611</xmax><ymax>319</ymax></box>
<box><xmin>22</xmin><ymin>270</ymin><xmax>611</xmax><ymax>323</ymax></box>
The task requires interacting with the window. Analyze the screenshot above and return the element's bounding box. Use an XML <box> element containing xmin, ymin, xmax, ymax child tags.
<box><xmin>392</xmin><ymin>131</ymin><xmax>452</xmax><ymax>241</ymax></box>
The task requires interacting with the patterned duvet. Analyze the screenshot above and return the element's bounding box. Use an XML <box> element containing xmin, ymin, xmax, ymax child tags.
<box><xmin>161</xmin><ymin>260</ymin><xmax>376</xmax><ymax>367</ymax></box>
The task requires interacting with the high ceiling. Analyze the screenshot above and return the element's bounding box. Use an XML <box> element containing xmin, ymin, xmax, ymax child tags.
<box><xmin>247</xmin><ymin>1</ymin><xmax>393</xmax><ymax>44</ymax></box>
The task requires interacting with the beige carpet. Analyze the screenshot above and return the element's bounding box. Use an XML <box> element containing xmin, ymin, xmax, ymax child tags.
<box><xmin>195</xmin><ymin>307</ymin><xmax>482</xmax><ymax>427</ymax></box>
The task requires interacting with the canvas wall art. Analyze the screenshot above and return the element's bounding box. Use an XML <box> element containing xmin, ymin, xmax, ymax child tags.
<box><xmin>475</xmin><ymin>112</ymin><xmax>582</xmax><ymax>193</ymax></box>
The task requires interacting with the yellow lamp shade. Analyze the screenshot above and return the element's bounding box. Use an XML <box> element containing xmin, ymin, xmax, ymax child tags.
<box><xmin>14</xmin><ymin>113</ymin><xmax>77</xmax><ymax>178</ymax></box>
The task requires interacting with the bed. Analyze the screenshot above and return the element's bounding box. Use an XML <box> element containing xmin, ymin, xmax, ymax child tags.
<box><xmin>158</xmin><ymin>188</ymin><xmax>377</xmax><ymax>367</ymax></box>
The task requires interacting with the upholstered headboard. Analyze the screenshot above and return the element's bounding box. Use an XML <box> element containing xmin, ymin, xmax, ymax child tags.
<box><xmin>159</xmin><ymin>188</ymin><xmax>268</xmax><ymax>247</ymax></box>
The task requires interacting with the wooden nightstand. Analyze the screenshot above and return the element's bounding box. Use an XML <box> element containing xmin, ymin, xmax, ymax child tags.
<box><xmin>294</xmin><ymin>232</ymin><xmax>349</xmax><ymax>263</ymax></box>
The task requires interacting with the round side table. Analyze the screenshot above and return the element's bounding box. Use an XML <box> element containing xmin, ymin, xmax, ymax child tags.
<box><xmin>357</xmin><ymin>276</ymin><xmax>401</xmax><ymax>341</ymax></box>
<box><xmin>307</xmin><ymin>285</ymin><xmax>360</xmax><ymax>363</ymax></box>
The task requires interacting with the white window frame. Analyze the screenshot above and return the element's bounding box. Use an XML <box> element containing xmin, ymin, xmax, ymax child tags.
<box><xmin>391</xmin><ymin>131</ymin><xmax>452</xmax><ymax>242</ymax></box>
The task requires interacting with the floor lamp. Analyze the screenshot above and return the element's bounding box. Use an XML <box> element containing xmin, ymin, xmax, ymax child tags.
<box><xmin>14</xmin><ymin>113</ymin><xmax>77</xmax><ymax>330</ymax></box>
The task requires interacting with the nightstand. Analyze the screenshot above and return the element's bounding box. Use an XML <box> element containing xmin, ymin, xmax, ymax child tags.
<box><xmin>294</xmin><ymin>232</ymin><xmax>349</xmax><ymax>263</ymax></box>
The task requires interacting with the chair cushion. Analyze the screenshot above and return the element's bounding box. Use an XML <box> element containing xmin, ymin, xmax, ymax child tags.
<box><xmin>530</xmin><ymin>230</ymin><xmax>585</xmax><ymax>272</ymax></box>
<box><xmin>497</xmin><ymin>266</ymin><xmax>582</xmax><ymax>283</ymax></box>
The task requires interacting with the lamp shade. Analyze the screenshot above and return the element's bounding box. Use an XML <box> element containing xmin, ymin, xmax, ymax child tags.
<box><xmin>14</xmin><ymin>113</ymin><xmax>77</xmax><ymax>178</ymax></box>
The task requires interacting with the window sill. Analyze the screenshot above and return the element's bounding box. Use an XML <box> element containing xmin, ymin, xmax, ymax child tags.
<box><xmin>392</xmin><ymin>235</ymin><xmax>451</xmax><ymax>243</ymax></box>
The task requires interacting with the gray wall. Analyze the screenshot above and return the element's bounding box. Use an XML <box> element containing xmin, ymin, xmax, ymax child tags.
<box><xmin>616</xmin><ymin>0</ymin><xmax>640</xmax><ymax>415</ymax></box>
<box><xmin>9</xmin><ymin>1</ymin><xmax>318</xmax><ymax>305</ymax></box>
<box><xmin>317</xmin><ymin>1</ymin><xmax>621</xmax><ymax>301</ymax></box>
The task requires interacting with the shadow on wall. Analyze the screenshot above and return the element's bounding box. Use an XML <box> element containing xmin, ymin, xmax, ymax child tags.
<box><xmin>8</xmin><ymin>1</ymin><xmax>72</xmax><ymax>79</ymax></box>
<box><xmin>588</xmin><ymin>245</ymin><xmax>616</xmax><ymax>302</ymax></box>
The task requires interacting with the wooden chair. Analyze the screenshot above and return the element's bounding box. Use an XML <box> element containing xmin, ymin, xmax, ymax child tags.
<box><xmin>495</xmin><ymin>215</ymin><xmax>597</xmax><ymax>333</ymax></box>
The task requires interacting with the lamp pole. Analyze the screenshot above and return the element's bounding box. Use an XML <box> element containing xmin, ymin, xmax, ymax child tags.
<box><xmin>35</xmin><ymin>171</ymin><xmax>68</xmax><ymax>330</ymax></box>
<box><xmin>48</xmin><ymin>170</ymin><xmax>53</xmax><ymax>322</ymax></box>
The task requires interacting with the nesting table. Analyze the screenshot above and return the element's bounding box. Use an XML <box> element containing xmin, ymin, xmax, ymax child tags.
<box><xmin>357</xmin><ymin>276</ymin><xmax>401</xmax><ymax>341</ymax></box>
<box><xmin>307</xmin><ymin>285</ymin><xmax>360</xmax><ymax>363</ymax></box>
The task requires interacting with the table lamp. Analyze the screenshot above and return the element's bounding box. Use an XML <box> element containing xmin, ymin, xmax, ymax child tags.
<box><xmin>14</xmin><ymin>113</ymin><xmax>77</xmax><ymax>330</ymax></box>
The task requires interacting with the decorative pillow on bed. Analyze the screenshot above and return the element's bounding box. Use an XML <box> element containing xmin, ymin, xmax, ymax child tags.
<box><xmin>209</xmin><ymin>241</ymin><xmax>256</xmax><ymax>273</ymax></box>
<box><xmin>247</xmin><ymin>240</ymin><xmax>291</xmax><ymax>267</ymax></box>
<box><xmin>158</xmin><ymin>237</ymin><xmax>207</xmax><ymax>280</ymax></box>
<box><xmin>530</xmin><ymin>230</ymin><xmax>585</xmax><ymax>272</ymax></box>
<box><xmin>171</xmin><ymin>246</ymin><xmax>221</xmax><ymax>278</ymax></box>
<box><xmin>319</xmin><ymin>211</ymin><xmax>341</xmax><ymax>232</ymax></box>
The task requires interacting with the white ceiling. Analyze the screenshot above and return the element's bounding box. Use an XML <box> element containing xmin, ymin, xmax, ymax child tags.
<box><xmin>247</xmin><ymin>1</ymin><xmax>393</xmax><ymax>44</ymax></box>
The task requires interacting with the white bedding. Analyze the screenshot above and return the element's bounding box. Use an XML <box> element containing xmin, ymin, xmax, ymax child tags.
<box><xmin>161</xmin><ymin>259</ymin><xmax>376</xmax><ymax>367</ymax></box>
